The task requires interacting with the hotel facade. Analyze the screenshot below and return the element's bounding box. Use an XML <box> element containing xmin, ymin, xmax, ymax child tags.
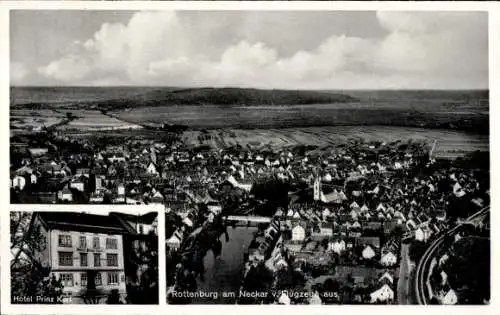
<box><xmin>31</xmin><ymin>211</ymin><xmax>157</xmax><ymax>304</ymax></box>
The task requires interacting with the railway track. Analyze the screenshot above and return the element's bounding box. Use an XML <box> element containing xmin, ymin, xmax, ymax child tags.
<box><xmin>414</xmin><ymin>206</ymin><xmax>489</xmax><ymax>304</ymax></box>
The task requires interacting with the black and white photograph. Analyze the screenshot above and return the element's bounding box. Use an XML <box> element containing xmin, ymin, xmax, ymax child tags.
<box><xmin>9</xmin><ymin>9</ymin><xmax>490</xmax><ymax>307</ymax></box>
<box><xmin>10</xmin><ymin>210</ymin><xmax>159</xmax><ymax>304</ymax></box>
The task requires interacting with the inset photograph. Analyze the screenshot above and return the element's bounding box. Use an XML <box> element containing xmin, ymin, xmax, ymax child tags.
<box><xmin>10</xmin><ymin>210</ymin><xmax>158</xmax><ymax>304</ymax></box>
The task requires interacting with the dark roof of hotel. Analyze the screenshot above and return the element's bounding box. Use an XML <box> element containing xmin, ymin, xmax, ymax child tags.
<box><xmin>36</xmin><ymin>212</ymin><xmax>129</xmax><ymax>234</ymax></box>
<box><xmin>110</xmin><ymin>212</ymin><xmax>158</xmax><ymax>224</ymax></box>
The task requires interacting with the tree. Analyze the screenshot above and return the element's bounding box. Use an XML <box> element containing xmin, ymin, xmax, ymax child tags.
<box><xmin>106</xmin><ymin>289</ymin><xmax>122</xmax><ymax>304</ymax></box>
<box><xmin>125</xmin><ymin>231</ymin><xmax>159</xmax><ymax>304</ymax></box>
<box><xmin>66</xmin><ymin>112</ymin><xmax>76</xmax><ymax>121</ymax></box>
<box><xmin>10</xmin><ymin>212</ymin><xmax>64</xmax><ymax>304</ymax></box>
<box><xmin>239</xmin><ymin>262</ymin><xmax>274</xmax><ymax>304</ymax></box>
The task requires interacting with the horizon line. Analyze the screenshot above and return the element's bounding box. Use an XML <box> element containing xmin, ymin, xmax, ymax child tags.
<box><xmin>10</xmin><ymin>85</ymin><xmax>490</xmax><ymax>92</ymax></box>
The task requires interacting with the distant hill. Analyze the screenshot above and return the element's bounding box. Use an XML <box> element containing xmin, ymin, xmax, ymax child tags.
<box><xmin>94</xmin><ymin>87</ymin><xmax>358</xmax><ymax>110</ymax></box>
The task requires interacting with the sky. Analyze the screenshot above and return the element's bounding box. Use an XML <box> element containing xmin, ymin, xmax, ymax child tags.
<box><xmin>10</xmin><ymin>10</ymin><xmax>488</xmax><ymax>89</ymax></box>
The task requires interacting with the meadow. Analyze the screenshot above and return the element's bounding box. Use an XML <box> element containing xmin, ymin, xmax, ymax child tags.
<box><xmin>10</xmin><ymin>87</ymin><xmax>490</xmax><ymax>158</ymax></box>
<box><xmin>182</xmin><ymin>126</ymin><xmax>489</xmax><ymax>159</ymax></box>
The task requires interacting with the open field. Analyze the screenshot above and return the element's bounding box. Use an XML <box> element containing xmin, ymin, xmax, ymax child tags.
<box><xmin>10</xmin><ymin>108</ymin><xmax>143</xmax><ymax>134</ymax></box>
<box><xmin>60</xmin><ymin>110</ymin><xmax>143</xmax><ymax>131</ymax></box>
<box><xmin>11</xmin><ymin>87</ymin><xmax>489</xmax><ymax>134</ymax></box>
<box><xmin>10</xmin><ymin>88</ymin><xmax>489</xmax><ymax>156</ymax></box>
<box><xmin>182</xmin><ymin>126</ymin><xmax>489</xmax><ymax>159</ymax></box>
<box><xmin>113</xmin><ymin>104</ymin><xmax>488</xmax><ymax>134</ymax></box>
<box><xmin>10</xmin><ymin>109</ymin><xmax>66</xmax><ymax>131</ymax></box>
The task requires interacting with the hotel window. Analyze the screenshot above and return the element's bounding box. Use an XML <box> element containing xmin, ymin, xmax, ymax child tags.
<box><xmin>94</xmin><ymin>253</ymin><xmax>101</xmax><ymax>267</ymax></box>
<box><xmin>80</xmin><ymin>253</ymin><xmax>88</xmax><ymax>267</ymax></box>
<box><xmin>106</xmin><ymin>254</ymin><xmax>118</xmax><ymax>267</ymax></box>
<box><xmin>58</xmin><ymin>252</ymin><xmax>73</xmax><ymax>266</ymax></box>
<box><xmin>95</xmin><ymin>272</ymin><xmax>102</xmax><ymax>286</ymax></box>
<box><xmin>106</xmin><ymin>238</ymin><xmax>117</xmax><ymax>249</ymax></box>
<box><xmin>92</xmin><ymin>236</ymin><xmax>100</xmax><ymax>249</ymax></box>
<box><xmin>60</xmin><ymin>273</ymin><xmax>74</xmax><ymax>287</ymax></box>
<box><xmin>79</xmin><ymin>236</ymin><xmax>87</xmax><ymax>249</ymax></box>
<box><xmin>58</xmin><ymin>235</ymin><xmax>72</xmax><ymax>247</ymax></box>
<box><xmin>80</xmin><ymin>273</ymin><xmax>87</xmax><ymax>287</ymax></box>
<box><xmin>107</xmin><ymin>272</ymin><xmax>119</xmax><ymax>285</ymax></box>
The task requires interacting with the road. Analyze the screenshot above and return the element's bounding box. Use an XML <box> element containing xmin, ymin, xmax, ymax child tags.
<box><xmin>397</xmin><ymin>243</ymin><xmax>414</xmax><ymax>304</ymax></box>
<box><xmin>414</xmin><ymin>207</ymin><xmax>489</xmax><ymax>304</ymax></box>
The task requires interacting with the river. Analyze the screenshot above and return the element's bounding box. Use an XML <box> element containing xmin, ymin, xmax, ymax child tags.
<box><xmin>193</xmin><ymin>226</ymin><xmax>258</xmax><ymax>304</ymax></box>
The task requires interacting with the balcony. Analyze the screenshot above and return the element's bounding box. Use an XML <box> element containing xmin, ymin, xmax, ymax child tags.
<box><xmin>86</xmin><ymin>247</ymin><xmax>103</xmax><ymax>253</ymax></box>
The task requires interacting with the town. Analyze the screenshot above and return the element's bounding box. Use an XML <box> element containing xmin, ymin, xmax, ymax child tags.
<box><xmin>157</xmin><ymin>132</ymin><xmax>488</xmax><ymax>304</ymax></box>
<box><xmin>10</xmin><ymin>123</ymin><xmax>489</xmax><ymax>305</ymax></box>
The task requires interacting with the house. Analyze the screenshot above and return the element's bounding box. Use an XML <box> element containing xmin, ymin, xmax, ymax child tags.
<box><xmin>70</xmin><ymin>178</ymin><xmax>85</xmax><ymax>192</ymax></box>
<box><xmin>12</xmin><ymin>175</ymin><xmax>26</xmax><ymax>190</ymax></box>
<box><xmin>117</xmin><ymin>183</ymin><xmax>125</xmax><ymax>196</ymax></box>
<box><xmin>337</xmin><ymin>191</ymin><xmax>348</xmax><ymax>201</ymax></box>
<box><xmin>58</xmin><ymin>186</ymin><xmax>73</xmax><ymax>202</ymax></box>
<box><xmin>166</xmin><ymin>230</ymin><xmax>183</xmax><ymax>251</ymax></box>
<box><xmin>440</xmin><ymin>271</ymin><xmax>448</xmax><ymax>285</ymax></box>
<box><xmin>150</xmin><ymin>191</ymin><xmax>164</xmax><ymax>204</ymax></box>
<box><xmin>89</xmin><ymin>189</ymin><xmax>105</xmax><ymax>203</ymax></box>
<box><xmin>362</xmin><ymin>245</ymin><xmax>376</xmax><ymax>260</ymax></box>
<box><xmin>380</xmin><ymin>251</ymin><xmax>398</xmax><ymax>267</ymax></box>
<box><xmin>415</xmin><ymin>227</ymin><xmax>432</xmax><ymax>242</ymax></box>
<box><xmin>182</xmin><ymin>217</ymin><xmax>194</xmax><ymax>228</ymax></box>
<box><xmin>320</xmin><ymin>189</ymin><xmax>340</xmax><ymax>204</ymax></box>
<box><xmin>376</xmin><ymin>203</ymin><xmax>386</xmax><ymax>212</ymax></box>
<box><xmin>278</xmin><ymin>292</ymin><xmax>291</xmax><ymax>305</ymax></box>
<box><xmin>356</xmin><ymin>236</ymin><xmax>380</xmax><ymax>249</ymax></box>
<box><xmin>322</xmin><ymin>208</ymin><xmax>331</xmax><ymax>220</ymax></box>
<box><xmin>441</xmin><ymin>288</ymin><xmax>458</xmax><ymax>305</ymax></box>
<box><xmin>95</xmin><ymin>176</ymin><xmax>105</xmax><ymax>192</ymax></box>
<box><xmin>108</xmin><ymin>153</ymin><xmax>126</xmax><ymax>163</ymax></box>
<box><xmin>76</xmin><ymin>168</ymin><xmax>90</xmax><ymax>178</ymax></box>
<box><xmin>453</xmin><ymin>182</ymin><xmax>466</xmax><ymax>198</ymax></box>
<box><xmin>111</xmin><ymin>212</ymin><xmax>158</xmax><ymax>235</ymax></box>
<box><xmin>370</xmin><ymin>284</ymin><xmax>394</xmax><ymax>303</ymax></box>
<box><xmin>28</xmin><ymin>147</ymin><xmax>49</xmax><ymax>157</ymax></box>
<box><xmin>316</xmin><ymin>223</ymin><xmax>333</xmax><ymax>238</ymax></box>
<box><xmin>146</xmin><ymin>162</ymin><xmax>158</xmax><ymax>176</ymax></box>
<box><xmin>406</xmin><ymin>219</ymin><xmax>417</xmax><ymax>231</ymax></box>
<box><xmin>30</xmin><ymin>212</ymin><xmax>129</xmax><ymax>304</ymax></box>
<box><xmin>351</xmin><ymin>221</ymin><xmax>361</xmax><ymax>229</ymax></box>
<box><xmin>329</xmin><ymin>239</ymin><xmax>346</xmax><ymax>255</ymax></box>
<box><xmin>438</xmin><ymin>254</ymin><xmax>449</xmax><ymax>266</ymax></box>
<box><xmin>350</xmin><ymin>209</ymin><xmax>359</xmax><ymax>220</ymax></box>
<box><xmin>291</xmin><ymin>225</ymin><xmax>306</xmax><ymax>242</ymax></box>
<box><xmin>208</xmin><ymin>204</ymin><xmax>222</xmax><ymax>215</ymax></box>
<box><xmin>30</xmin><ymin>173</ymin><xmax>38</xmax><ymax>185</ymax></box>
<box><xmin>379</xmin><ymin>272</ymin><xmax>394</xmax><ymax>285</ymax></box>
<box><xmin>309</xmin><ymin>291</ymin><xmax>322</xmax><ymax>304</ymax></box>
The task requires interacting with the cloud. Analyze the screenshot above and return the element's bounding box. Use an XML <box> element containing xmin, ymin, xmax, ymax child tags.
<box><xmin>35</xmin><ymin>11</ymin><xmax>487</xmax><ymax>89</ymax></box>
<box><xmin>10</xmin><ymin>62</ymin><xmax>29</xmax><ymax>85</ymax></box>
<box><xmin>38</xmin><ymin>55</ymin><xmax>91</xmax><ymax>82</ymax></box>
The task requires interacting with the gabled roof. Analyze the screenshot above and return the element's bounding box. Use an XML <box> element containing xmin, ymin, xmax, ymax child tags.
<box><xmin>379</xmin><ymin>272</ymin><xmax>394</xmax><ymax>284</ymax></box>
<box><xmin>111</xmin><ymin>212</ymin><xmax>157</xmax><ymax>225</ymax></box>
<box><xmin>36</xmin><ymin>212</ymin><xmax>129</xmax><ymax>234</ymax></box>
